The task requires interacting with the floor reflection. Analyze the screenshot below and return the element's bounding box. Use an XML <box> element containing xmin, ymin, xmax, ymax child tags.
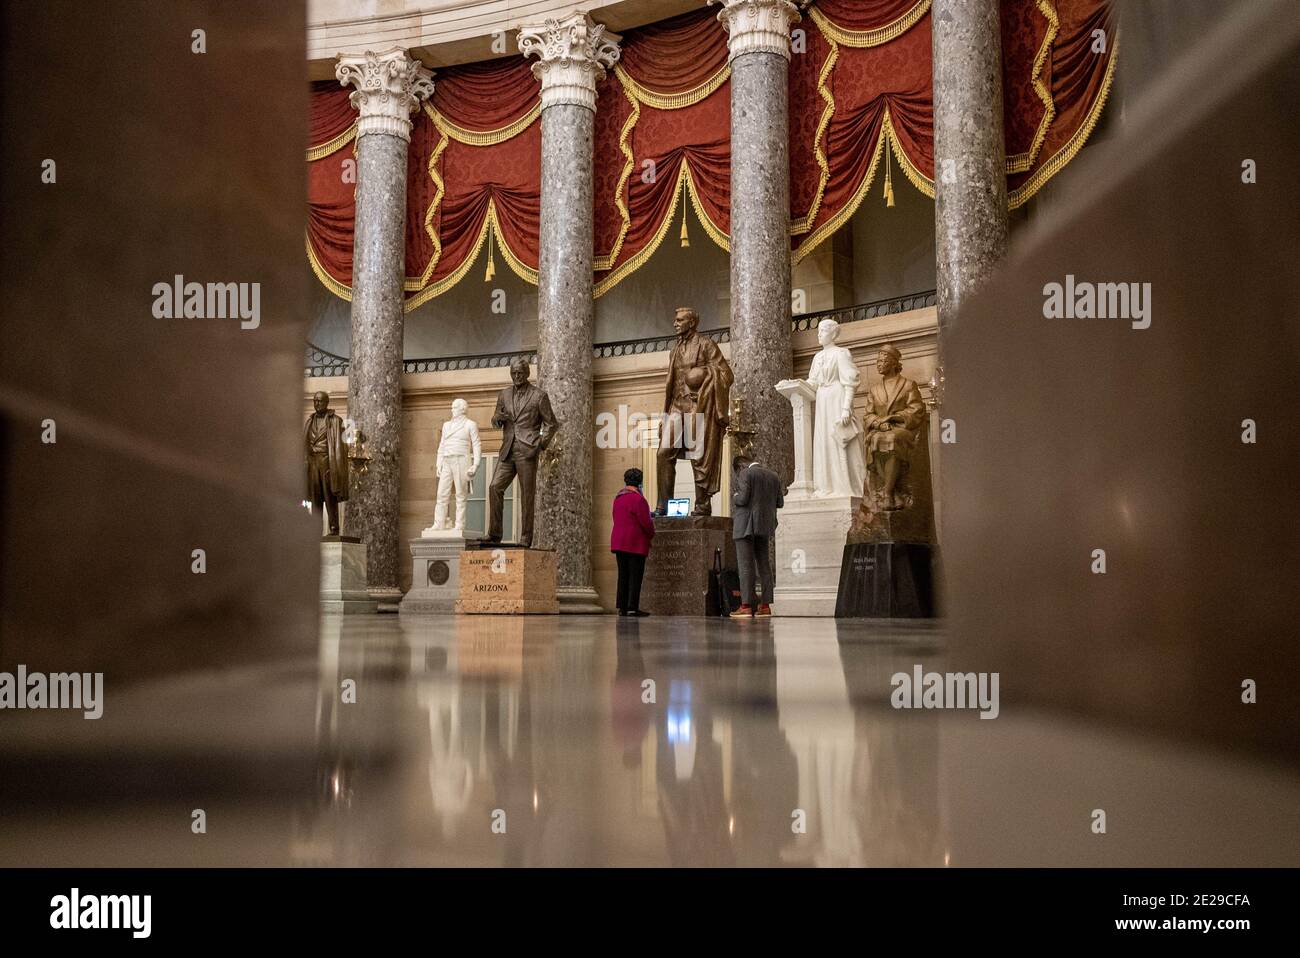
<box><xmin>297</xmin><ymin>614</ymin><xmax>950</xmax><ymax>867</ymax></box>
<box><xmin>2</xmin><ymin>613</ymin><xmax>1296</xmax><ymax>867</ymax></box>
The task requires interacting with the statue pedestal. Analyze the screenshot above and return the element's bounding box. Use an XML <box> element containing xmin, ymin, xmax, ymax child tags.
<box><xmin>837</xmin><ymin>414</ymin><xmax>938</xmax><ymax>617</ymax></box>
<box><xmin>642</xmin><ymin>516</ymin><xmax>735</xmax><ymax>616</ymax></box>
<box><xmin>834</xmin><ymin>540</ymin><xmax>935</xmax><ymax>618</ymax></box>
<box><xmin>400</xmin><ymin>535</ymin><xmax>473</xmax><ymax>614</ymax></box>
<box><xmin>455</xmin><ymin>547</ymin><xmax>558</xmax><ymax>614</ymax></box>
<box><xmin>420</xmin><ymin>524</ymin><xmax>478</xmax><ymax>539</ymax></box>
<box><xmin>320</xmin><ymin>537</ymin><xmax>377</xmax><ymax>614</ymax></box>
<box><xmin>773</xmin><ymin>494</ymin><xmax>859</xmax><ymax>616</ymax></box>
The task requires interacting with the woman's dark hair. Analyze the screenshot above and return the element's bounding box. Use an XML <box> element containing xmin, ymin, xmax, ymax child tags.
<box><xmin>624</xmin><ymin>468</ymin><xmax>643</xmax><ymax>488</ymax></box>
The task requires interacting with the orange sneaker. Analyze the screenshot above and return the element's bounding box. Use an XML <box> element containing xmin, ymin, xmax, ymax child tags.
<box><xmin>756</xmin><ymin>604</ymin><xmax>772</xmax><ymax>617</ymax></box>
<box><xmin>729</xmin><ymin>604</ymin><xmax>754</xmax><ymax>619</ymax></box>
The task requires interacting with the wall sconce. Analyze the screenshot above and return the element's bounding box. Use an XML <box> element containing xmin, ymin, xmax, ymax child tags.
<box><xmin>725</xmin><ymin>396</ymin><xmax>756</xmax><ymax>460</ymax></box>
<box><xmin>347</xmin><ymin>428</ymin><xmax>372</xmax><ymax>477</ymax></box>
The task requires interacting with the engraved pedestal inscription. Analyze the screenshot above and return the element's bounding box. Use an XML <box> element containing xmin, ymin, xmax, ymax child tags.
<box><xmin>641</xmin><ymin>516</ymin><xmax>736</xmax><ymax>616</ymax></box>
<box><xmin>455</xmin><ymin>548</ymin><xmax>559</xmax><ymax>615</ymax></box>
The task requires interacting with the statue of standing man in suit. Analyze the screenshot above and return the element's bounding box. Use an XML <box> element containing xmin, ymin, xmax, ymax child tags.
<box><xmin>305</xmin><ymin>390</ymin><xmax>349</xmax><ymax>537</ymax></box>
<box><xmin>656</xmin><ymin>307</ymin><xmax>733</xmax><ymax>516</ymax></box>
<box><xmin>486</xmin><ymin>357</ymin><xmax>558</xmax><ymax>548</ymax></box>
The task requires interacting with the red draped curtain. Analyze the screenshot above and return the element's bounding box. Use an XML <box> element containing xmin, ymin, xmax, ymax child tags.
<box><xmin>407</xmin><ymin>56</ymin><xmax>541</xmax><ymax>310</ymax></box>
<box><xmin>305</xmin><ymin>0</ymin><xmax>1117</xmax><ymax>303</ymax></box>
<box><xmin>594</xmin><ymin>8</ymin><xmax>732</xmax><ymax>296</ymax></box>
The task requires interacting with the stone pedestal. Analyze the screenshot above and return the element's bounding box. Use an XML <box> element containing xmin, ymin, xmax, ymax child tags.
<box><xmin>320</xmin><ymin>537</ymin><xmax>377</xmax><ymax>614</ymax></box>
<box><xmin>455</xmin><ymin>547</ymin><xmax>559</xmax><ymax>615</ymax></box>
<box><xmin>835</xmin><ymin>542</ymin><xmax>935</xmax><ymax>618</ymax></box>
<box><xmin>837</xmin><ymin>423</ymin><xmax>938</xmax><ymax>617</ymax></box>
<box><xmin>775</xmin><ymin>378</ymin><xmax>816</xmax><ymax>498</ymax></box>
<box><xmin>399</xmin><ymin>534</ymin><xmax>471</xmax><ymax>614</ymax></box>
<box><xmin>641</xmin><ymin>516</ymin><xmax>735</xmax><ymax>616</ymax></box>
<box><xmin>773</xmin><ymin>495</ymin><xmax>858</xmax><ymax>616</ymax></box>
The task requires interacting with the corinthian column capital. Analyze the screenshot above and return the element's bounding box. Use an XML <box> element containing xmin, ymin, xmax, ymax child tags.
<box><xmin>709</xmin><ymin>0</ymin><xmax>802</xmax><ymax>61</ymax></box>
<box><xmin>335</xmin><ymin>48</ymin><xmax>434</xmax><ymax>142</ymax></box>
<box><xmin>518</xmin><ymin>14</ymin><xmax>621</xmax><ymax>112</ymax></box>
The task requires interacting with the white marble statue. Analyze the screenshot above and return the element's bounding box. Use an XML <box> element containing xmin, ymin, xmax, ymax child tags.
<box><xmin>780</xmin><ymin>319</ymin><xmax>865</xmax><ymax>498</ymax></box>
<box><xmin>429</xmin><ymin>398</ymin><xmax>482</xmax><ymax>534</ymax></box>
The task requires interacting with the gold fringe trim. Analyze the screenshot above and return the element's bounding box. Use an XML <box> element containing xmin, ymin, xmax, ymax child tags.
<box><xmin>1007</xmin><ymin>0</ymin><xmax>1059</xmax><ymax>174</ymax></box>
<box><xmin>593</xmin><ymin>61</ymin><xmax>730</xmax><ymax>269</ymax></box>
<box><xmin>615</xmin><ymin>63</ymin><xmax>730</xmax><ymax>110</ymax></box>
<box><xmin>592</xmin><ymin>61</ymin><xmax>733</xmax><ymax>294</ymax></box>
<box><xmin>791</xmin><ymin>34</ymin><xmax>837</xmax><ymax>235</ymax></box>
<box><xmin>808</xmin><ymin>1</ymin><xmax>930</xmax><ymax>48</ymax></box>
<box><xmin>793</xmin><ymin>112</ymin><xmax>885</xmax><ymax>265</ymax></box>
<box><xmin>305</xmin><ymin>230</ymin><xmax>352</xmax><ymax>301</ymax></box>
<box><xmin>596</xmin><ymin>165</ymin><xmax>690</xmax><ymax>299</ymax></box>
<box><xmin>794</xmin><ymin>106</ymin><xmax>936</xmax><ymax>265</ymax></box>
<box><xmin>594</xmin><ymin>78</ymin><xmax>640</xmax><ymax>272</ymax></box>
<box><xmin>1008</xmin><ymin>30</ymin><xmax>1118</xmax><ymax>209</ymax></box>
<box><xmin>682</xmin><ymin>164</ymin><xmax>730</xmax><ymax>253</ymax></box>
<box><xmin>882</xmin><ymin>107</ymin><xmax>934</xmax><ymax>198</ymax></box>
<box><xmin>593</xmin><ymin>163</ymin><xmax>730</xmax><ymax>298</ymax></box>
<box><xmin>587</xmin><ymin>57</ymin><xmax>734</xmax><ymax>278</ymax></box>
<box><xmin>424</xmin><ymin>101</ymin><xmax>540</xmax><ymax>146</ymax></box>
<box><xmin>402</xmin><ymin>200</ymin><xmax>537</xmax><ymax>312</ymax></box>
<box><xmin>406</xmin><ymin>130</ymin><xmax>449</xmax><ymax>291</ymax></box>
<box><xmin>306</xmin><ymin>122</ymin><xmax>356</xmax><ymax>162</ymax></box>
<box><xmin>490</xmin><ymin>202</ymin><xmax>539</xmax><ymax>287</ymax></box>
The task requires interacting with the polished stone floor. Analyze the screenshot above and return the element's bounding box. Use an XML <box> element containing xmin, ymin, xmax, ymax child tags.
<box><xmin>2</xmin><ymin>614</ymin><xmax>1297</xmax><ymax>867</ymax></box>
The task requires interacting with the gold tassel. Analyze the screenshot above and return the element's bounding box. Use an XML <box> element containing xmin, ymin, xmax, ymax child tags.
<box><xmin>679</xmin><ymin>201</ymin><xmax>690</xmax><ymax>248</ymax></box>
<box><xmin>484</xmin><ymin>227</ymin><xmax>496</xmax><ymax>282</ymax></box>
<box><xmin>884</xmin><ymin>143</ymin><xmax>895</xmax><ymax>208</ymax></box>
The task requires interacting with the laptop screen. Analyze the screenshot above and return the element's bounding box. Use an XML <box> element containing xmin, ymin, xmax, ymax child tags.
<box><xmin>667</xmin><ymin>498</ymin><xmax>690</xmax><ymax>517</ymax></box>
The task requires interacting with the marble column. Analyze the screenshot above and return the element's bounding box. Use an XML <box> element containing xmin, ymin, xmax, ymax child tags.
<box><xmin>931</xmin><ymin>0</ymin><xmax>1009</xmax><ymax>330</ymax></box>
<box><xmin>519</xmin><ymin>15</ymin><xmax>620</xmax><ymax>613</ymax></box>
<box><xmin>336</xmin><ymin>49</ymin><xmax>433</xmax><ymax>607</ymax></box>
<box><xmin>712</xmin><ymin>0</ymin><xmax>801</xmax><ymax>488</ymax></box>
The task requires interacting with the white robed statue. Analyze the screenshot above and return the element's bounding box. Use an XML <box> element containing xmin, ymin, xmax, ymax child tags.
<box><xmin>805</xmin><ymin>319</ymin><xmax>865</xmax><ymax>498</ymax></box>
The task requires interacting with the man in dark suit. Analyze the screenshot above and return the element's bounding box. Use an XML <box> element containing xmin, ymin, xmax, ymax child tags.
<box><xmin>730</xmin><ymin>455</ymin><xmax>783</xmax><ymax>617</ymax></box>
<box><xmin>486</xmin><ymin>357</ymin><xmax>558</xmax><ymax>548</ymax></box>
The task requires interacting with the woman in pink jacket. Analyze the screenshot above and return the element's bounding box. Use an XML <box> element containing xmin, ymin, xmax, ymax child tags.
<box><xmin>611</xmin><ymin>468</ymin><xmax>655</xmax><ymax>616</ymax></box>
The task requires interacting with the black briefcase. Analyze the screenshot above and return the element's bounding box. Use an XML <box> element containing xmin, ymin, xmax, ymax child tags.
<box><xmin>708</xmin><ymin>547</ymin><xmax>743</xmax><ymax>616</ymax></box>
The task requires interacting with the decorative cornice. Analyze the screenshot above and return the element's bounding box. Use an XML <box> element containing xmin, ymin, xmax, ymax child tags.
<box><xmin>335</xmin><ymin>48</ymin><xmax>434</xmax><ymax>142</ymax></box>
<box><xmin>518</xmin><ymin>14</ymin><xmax>620</xmax><ymax>112</ymax></box>
<box><xmin>709</xmin><ymin>0</ymin><xmax>802</xmax><ymax>62</ymax></box>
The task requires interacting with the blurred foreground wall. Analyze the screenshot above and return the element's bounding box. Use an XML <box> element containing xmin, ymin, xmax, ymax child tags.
<box><xmin>0</xmin><ymin>1</ymin><xmax>319</xmax><ymax>678</ymax></box>
<box><xmin>942</xmin><ymin>0</ymin><xmax>1300</xmax><ymax>759</ymax></box>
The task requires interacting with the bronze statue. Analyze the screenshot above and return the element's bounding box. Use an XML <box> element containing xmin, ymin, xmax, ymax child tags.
<box><xmin>656</xmin><ymin>306</ymin><xmax>733</xmax><ymax>516</ymax></box>
<box><xmin>305</xmin><ymin>390</ymin><xmax>349</xmax><ymax>536</ymax></box>
<box><xmin>863</xmin><ymin>344</ymin><xmax>926</xmax><ymax>511</ymax></box>
<box><xmin>486</xmin><ymin>357</ymin><xmax>557</xmax><ymax>548</ymax></box>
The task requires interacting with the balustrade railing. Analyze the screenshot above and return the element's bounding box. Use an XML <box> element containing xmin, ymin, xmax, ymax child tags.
<box><xmin>305</xmin><ymin>289</ymin><xmax>936</xmax><ymax>377</ymax></box>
